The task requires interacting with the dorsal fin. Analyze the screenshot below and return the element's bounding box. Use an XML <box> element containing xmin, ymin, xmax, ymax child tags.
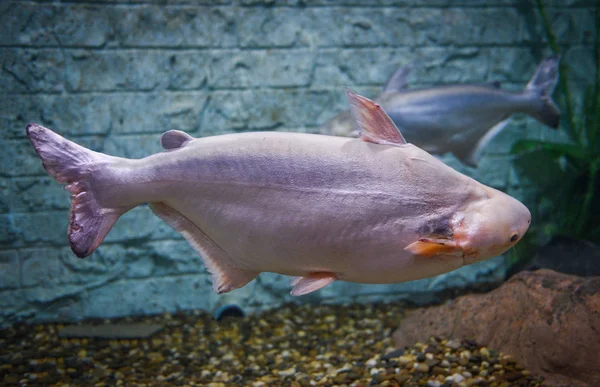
<box><xmin>160</xmin><ymin>130</ymin><xmax>194</xmax><ymax>150</ymax></box>
<box><xmin>383</xmin><ymin>64</ymin><xmax>412</xmax><ymax>92</ymax></box>
<box><xmin>345</xmin><ymin>88</ymin><xmax>407</xmax><ymax>146</ymax></box>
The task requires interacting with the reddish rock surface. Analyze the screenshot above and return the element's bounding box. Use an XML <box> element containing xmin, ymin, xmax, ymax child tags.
<box><xmin>393</xmin><ymin>269</ymin><xmax>600</xmax><ymax>387</ymax></box>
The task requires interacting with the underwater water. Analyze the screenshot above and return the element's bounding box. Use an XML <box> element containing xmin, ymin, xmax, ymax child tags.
<box><xmin>1</xmin><ymin>0</ymin><xmax>599</xmax><ymax>386</ymax></box>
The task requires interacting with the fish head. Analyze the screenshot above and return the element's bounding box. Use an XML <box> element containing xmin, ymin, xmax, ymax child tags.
<box><xmin>453</xmin><ymin>186</ymin><xmax>531</xmax><ymax>264</ymax></box>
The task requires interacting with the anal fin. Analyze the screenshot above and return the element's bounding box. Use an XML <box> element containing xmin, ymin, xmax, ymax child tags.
<box><xmin>149</xmin><ymin>202</ymin><xmax>259</xmax><ymax>294</ymax></box>
<box><xmin>290</xmin><ymin>272</ymin><xmax>337</xmax><ymax>296</ymax></box>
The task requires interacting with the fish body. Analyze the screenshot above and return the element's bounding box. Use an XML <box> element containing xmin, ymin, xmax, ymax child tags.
<box><xmin>27</xmin><ymin>90</ymin><xmax>531</xmax><ymax>296</ymax></box>
<box><xmin>321</xmin><ymin>55</ymin><xmax>561</xmax><ymax>167</ymax></box>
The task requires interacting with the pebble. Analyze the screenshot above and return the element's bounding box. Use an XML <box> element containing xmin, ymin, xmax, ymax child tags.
<box><xmin>382</xmin><ymin>348</ymin><xmax>405</xmax><ymax>360</ymax></box>
<box><xmin>480</xmin><ymin>347</ymin><xmax>490</xmax><ymax>358</ymax></box>
<box><xmin>446</xmin><ymin>373</ymin><xmax>466</xmax><ymax>383</ymax></box>
<box><xmin>0</xmin><ymin>303</ymin><xmax>545</xmax><ymax>386</ymax></box>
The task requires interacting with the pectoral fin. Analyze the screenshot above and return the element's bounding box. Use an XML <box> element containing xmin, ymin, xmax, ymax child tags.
<box><xmin>345</xmin><ymin>88</ymin><xmax>407</xmax><ymax>146</ymax></box>
<box><xmin>290</xmin><ymin>272</ymin><xmax>337</xmax><ymax>296</ymax></box>
<box><xmin>453</xmin><ymin>117</ymin><xmax>511</xmax><ymax>167</ymax></box>
<box><xmin>405</xmin><ymin>238</ymin><xmax>463</xmax><ymax>257</ymax></box>
<box><xmin>383</xmin><ymin>64</ymin><xmax>412</xmax><ymax>92</ymax></box>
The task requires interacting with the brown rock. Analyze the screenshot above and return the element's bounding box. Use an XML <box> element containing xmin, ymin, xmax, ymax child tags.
<box><xmin>393</xmin><ymin>269</ymin><xmax>600</xmax><ymax>387</ymax></box>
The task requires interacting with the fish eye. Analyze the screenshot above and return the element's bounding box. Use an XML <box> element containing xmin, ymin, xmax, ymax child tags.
<box><xmin>510</xmin><ymin>233</ymin><xmax>519</xmax><ymax>243</ymax></box>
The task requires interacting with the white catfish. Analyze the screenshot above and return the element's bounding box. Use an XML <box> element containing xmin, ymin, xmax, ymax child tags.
<box><xmin>26</xmin><ymin>90</ymin><xmax>531</xmax><ymax>296</ymax></box>
<box><xmin>321</xmin><ymin>55</ymin><xmax>561</xmax><ymax>167</ymax></box>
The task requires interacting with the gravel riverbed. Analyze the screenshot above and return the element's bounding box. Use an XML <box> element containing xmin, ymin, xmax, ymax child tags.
<box><xmin>0</xmin><ymin>302</ymin><xmax>547</xmax><ymax>386</ymax></box>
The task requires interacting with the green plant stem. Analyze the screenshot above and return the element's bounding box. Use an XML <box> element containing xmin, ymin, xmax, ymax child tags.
<box><xmin>575</xmin><ymin>159</ymin><xmax>599</xmax><ymax>235</ymax></box>
<box><xmin>592</xmin><ymin>7</ymin><xmax>600</xmax><ymax>152</ymax></box>
<box><xmin>535</xmin><ymin>0</ymin><xmax>580</xmax><ymax>145</ymax></box>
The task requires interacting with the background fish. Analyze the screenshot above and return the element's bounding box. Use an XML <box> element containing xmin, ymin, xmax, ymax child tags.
<box><xmin>26</xmin><ymin>90</ymin><xmax>530</xmax><ymax>296</ymax></box>
<box><xmin>321</xmin><ymin>55</ymin><xmax>561</xmax><ymax>167</ymax></box>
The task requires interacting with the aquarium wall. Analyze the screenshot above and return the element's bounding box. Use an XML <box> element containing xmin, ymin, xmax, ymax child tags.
<box><xmin>0</xmin><ymin>0</ymin><xmax>596</xmax><ymax>326</ymax></box>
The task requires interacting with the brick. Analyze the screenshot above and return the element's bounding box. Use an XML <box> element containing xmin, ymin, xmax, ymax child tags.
<box><xmin>0</xmin><ymin>49</ymin><xmax>65</xmax><ymax>93</ymax></box>
<box><xmin>2</xmin><ymin>177</ymin><xmax>69</xmax><ymax>213</ymax></box>
<box><xmin>0</xmin><ymin>92</ymin><xmax>208</xmax><ymax>140</ymax></box>
<box><xmin>103</xmin><ymin>134</ymin><xmax>164</xmax><ymax>158</ymax></box>
<box><xmin>11</xmin><ymin>212</ymin><xmax>68</xmax><ymax>247</ymax></box>
<box><xmin>200</xmin><ymin>89</ymin><xmax>343</xmax><ymax>135</ymax></box>
<box><xmin>103</xmin><ymin>206</ymin><xmax>178</xmax><ymax>243</ymax></box>
<box><xmin>0</xmin><ymin>289</ymin><xmax>32</xmax><ymax>327</ymax></box>
<box><xmin>117</xmin><ymin>6</ymin><xmax>236</xmax><ymax>48</ymax></box>
<box><xmin>0</xmin><ymin>178</ymin><xmax>9</xmax><ymax>213</ymax></box>
<box><xmin>563</xmin><ymin>47</ymin><xmax>595</xmax><ymax>86</ymax></box>
<box><xmin>82</xmin><ymin>0</ymin><xmax>231</xmax><ymax>4</ymax></box>
<box><xmin>0</xmin><ymin>215</ymin><xmax>17</xmax><ymax>246</ymax></box>
<box><xmin>428</xmin><ymin>8</ymin><xmax>521</xmax><ymax>45</ymax></box>
<box><xmin>312</xmin><ymin>47</ymin><xmax>489</xmax><ymax>87</ymax></box>
<box><xmin>238</xmin><ymin>7</ymin><xmax>414</xmax><ymax>48</ymax></box>
<box><xmin>65</xmin><ymin>50</ymin><xmax>211</xmax><ymax>92</ymax></box>
<box><xmin>108</xmin><ymin>92</ymin><xmax>209</xmax><ymax>135</ymax></box>
<box><xmin>0</xmin><ymin>3</ymin><xmax>57</xmax><ymax>46</ymax></box>
<box><xmin>125</xmin><ymin>255</ymin><xmax>155</xmax><ymax>279</ymax></box>
<box><xmin>0</xmin><ymin>94</ymin><xmax>112</xmax><ymax>140</ymax></box>
<box><xmin>20</xmin><ymin>247</ymin><xmax>69</xmax><ymax>287</ymax></box>
<box><xmin>238</xmin><ymin>8</ymin><xmax>318</xmax><ymax>48</ymax></box>
<box><xmin>252</xmin><ymin>0</ymin><xmax>594</xmax><ymax>5</ymax></box>
<box><xmin>521</xmin><ymin>9</ymin><xmax>597</xmax><ymax>45</ymax></box>
<box><xmin>65</xmin><ymin>50</ymin><xmax>162</xmax><ymax>92</ymax></box>
<box><xmin>20</xmin><ymin>244</ymin><xmax>128</xmax><ymax>287</ymax></box>
<box><xmin>81</xmin><ymin>274</ymin><xmax>216</xmax><ymax>318</ymax></box>
<box><xmin>147</xmin><ymin>240</ymin><xmax>205</xmax><ymax>276</ymax></box>
<box><xmin>0</xmin><ymin>250</ymin><xmax>19</xmax><ymax>289</ymax></box>
<box><xmin>60</xmin><ymin>244</ymin><xmax>127</xmax><ymax>282</ymax></box>
<box><xmin>0</xmin><ymin>3</ymin><xmax>113</xmax><ymax>47</ymax></box>
<box><xmin>209</xmin><ymin>50</ymin><xmax>315</xmax><ymax>89</ymax></box>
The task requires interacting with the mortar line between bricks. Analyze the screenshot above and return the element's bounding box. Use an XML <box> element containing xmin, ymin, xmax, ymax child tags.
<box><xmin>9</xmin><ymin>237</ymin><xmax>186</xmax><ymax>250</ymax></box>
<box><xmin>0</xmin><ymin>43</ymin><xmax>594</xmax><ymax>50</ymax></box>
<box><xmin>1</xmin><ymin>80</ymin><xmax>566</xmax><ymax>97</ymax></box>
<box><xmin>1</xmin><ymin>126</ymin><xmax>317</xmax><ymax>146</ymax></box>
<box><xmin>2</xmin><ymin>79</ymin><xmax>583</xmax><ymax>96</ymax></box>
<box><xmin>10</xmin><ymin>0</ymin><xmax>591</xmax><ymax>9</ymax></box>
<box><xmin>8</xmin><ymin>272</ymin><xmax>209</xmax><ymax>293</ymax></box>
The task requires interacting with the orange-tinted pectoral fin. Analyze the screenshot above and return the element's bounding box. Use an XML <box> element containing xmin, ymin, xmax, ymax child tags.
<box><xmin>345</xmin><ymin>88</ymin><xmax>407</xmax><ymax>146</ymax></box>
<box><xmin>290</xmin><ymin>272</ymin><xmax>337</xmax><ymax>296</ymax></box>
<box><xmin>405</xmin><ymin>238</ymin><xmax>463</xmax><ymax>257</ymax></box>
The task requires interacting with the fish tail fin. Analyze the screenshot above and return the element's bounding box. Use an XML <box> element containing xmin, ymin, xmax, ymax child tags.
<box><xmin>525</xmin><ymin>54</ymin><xmax>561</xmax><ymax>129</ymax></box>
<box><xmin>26</xmin><ymin>123</ymin><xmax>130</xmax><ymax>258</ymax></box>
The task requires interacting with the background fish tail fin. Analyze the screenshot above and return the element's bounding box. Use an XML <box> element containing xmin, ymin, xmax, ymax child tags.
<box><xmin>525</xmin><ymin>55</ymin><xmax>561</xmax><ymax>129</ymax></box>
<box><xmin>26</xmin><ymin>123</ymin><xmax>130</xmax><ymax>258</ymax></box>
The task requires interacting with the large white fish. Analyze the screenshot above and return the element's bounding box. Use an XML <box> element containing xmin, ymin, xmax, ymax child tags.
<box><xmin>27</xmin><ymin>90</ymin><xmax>531</xmax><ymax>296</ymax></box>
<box><xmin>321</xmin><ymin>56</ymin><xmax>561</xmax><ymax>167</ymax></box>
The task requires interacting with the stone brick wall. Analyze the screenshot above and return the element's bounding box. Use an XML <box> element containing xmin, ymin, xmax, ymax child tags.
<box><xmin>0</xmin><ymin>0</ymin><xmax>596</xmax><ymax>326</ymax></box>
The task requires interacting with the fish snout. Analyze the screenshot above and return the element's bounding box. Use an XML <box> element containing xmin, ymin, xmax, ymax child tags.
<box><xmin>457</xmin><ymin>190</ymin><xmax>531</xmax><ymax>265</ymax></box>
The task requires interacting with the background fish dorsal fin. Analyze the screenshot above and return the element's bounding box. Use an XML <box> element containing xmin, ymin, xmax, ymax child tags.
<box><xmin>383</xmin><ymin>64</ymin><xmax>412</xmax><ymax>92</ymax></box>
<box><xmin>345</xmin><ymin>88</ymin><xmax>407</xmax><ymax>146</ymax></box>
<box><xmin>161</xmin><ymin>130</ymin><xmax>194</xmax><ymax>150</ymax></box>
